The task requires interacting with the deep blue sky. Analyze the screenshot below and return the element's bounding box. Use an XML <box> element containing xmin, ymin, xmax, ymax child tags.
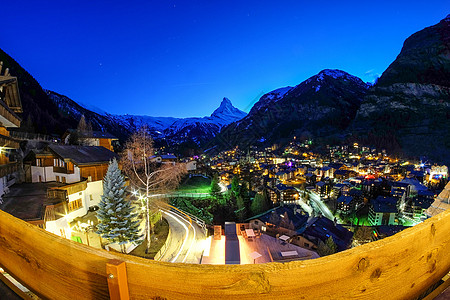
<box><xmin>1</xmin><ymin>1</ymin><xmax>448</xmax><ymax>117</ymax></box>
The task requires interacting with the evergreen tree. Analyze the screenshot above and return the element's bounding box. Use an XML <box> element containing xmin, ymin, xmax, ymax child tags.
<box><xmin>210</xmin><ymin>173</ymin><xmax>222</xmax><ymax>197</ymax></box>
<box><xmin>235</xmin><ymin>195</ymin><xmax>246</xmax><ymax>222</ymax></box>
<box><xmin>326</xmin><ymin>236</ymin><xmax>338</xmax><ymax>254</ymax></box>
<box><xmin>96</xmin><ymin>159</ymin><xmax>142</xmax><ymax>253</ymax></box>
<box><xmin>231</xmin><ymin>176</ymin><xmax>240</xmax><ymax>198</ymax></box>
<box><xmin>250</xmin><ymin>192</ymin><xmax>265</xmax><ymax>216</ymax></box>
<box><xmin>317</xmin><ymin>236</ymin><xmax>338</xmax><ymax>257</ymax></box>
<box><xmin>240</xmin><ymin>180</ymin><xmax>251</xmax><ymax>213</ymax></box>
<box><xmin>251</xmin><ymin>190</ymin><xmax>270</xmax><ymax>216</ymax></box>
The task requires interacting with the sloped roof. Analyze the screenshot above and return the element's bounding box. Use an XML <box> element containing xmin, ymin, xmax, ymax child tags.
<box><xmin>337</xmin><ymin>195</ymin><xmax>353</xmax><ymax>205</ymax></box>
<box><xmin>303</xmin><ymin>217</ymin><xmax>353</xmax><ymax>251</ymax></box>
<box><xmin>48</xmin><ymin>144</ymin><xmax>118</xmax><ymax>165</ymax></box>
<box><xmin>371</xmin><ymin>196</ymin><xmax>398</xmax><ymax>213</ymax></box>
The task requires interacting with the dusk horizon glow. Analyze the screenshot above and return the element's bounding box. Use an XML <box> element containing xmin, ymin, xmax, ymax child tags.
<box><xmin>1</xmin><ymin>1</ymin><xmax>448</xmax><ymax>117</ymax></box>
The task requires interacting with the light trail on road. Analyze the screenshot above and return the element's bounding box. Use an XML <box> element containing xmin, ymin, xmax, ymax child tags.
<box><xmin>309</xmin><ymin>191</ymin><xmax>335</xmax><ymax>220</ymax></box>
<box><xmin>163</xmin><ymin>210</ymin><xmax>190</xmax><ymax>263</ymax></box>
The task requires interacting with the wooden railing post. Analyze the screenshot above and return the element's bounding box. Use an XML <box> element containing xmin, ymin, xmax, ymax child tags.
<box><xmin>106</xmin><ymin>259</ymin><xmax>129</xmax><ymax>300</ymax></box>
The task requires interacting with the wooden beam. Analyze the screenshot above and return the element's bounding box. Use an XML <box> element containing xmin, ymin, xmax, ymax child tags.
<box><xmin>0</xmin><ymin>207</ymin><xmax>450</xmax><ymax>299</ymax></box>
<box><xmin>106</xmin><ymin>260</ymin><xmax>130</xmax><ymax>300</ymax></box>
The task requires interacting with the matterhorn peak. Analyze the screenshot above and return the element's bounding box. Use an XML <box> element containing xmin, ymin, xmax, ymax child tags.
<box><xmin>211</xmin><ymin>97</ymin><xmax>246</xmax><ymax>120</ymax></box>
<box><xmin>220</xmin><ymin>97</ymin><xmax>233</xmax><ymax>107</ymax></box>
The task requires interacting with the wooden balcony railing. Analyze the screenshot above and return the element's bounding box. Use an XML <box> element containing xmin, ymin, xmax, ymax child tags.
<box><xmin>44</xmin><ymin>202</ymin><xmax>68</xmax><ymax>222</ymax></box>
<box><xmin>0</xmin><ymin>162</ymin><xmax>18</xmax><ymax>178</ymax></box>
<box><xmin>0</xmin><ymin>134</ymin><xmax>19</xmax><ymax>149</ymax></box>
<box><xmin>46</xmin><ymin>189</ymin><xmax>68</xmax><ymax>204</ymax></box>
<box><xmin>0</xmin><ymin>97</ymin><xmax>20</xmax><ymax>128</ymax></box>
<box><xmin>0</xmin><ymin>208</ymin><xmax>449</xmax><ymax>299</ymax></box>
<box><xmin>53</xmin><ymin>166</ymin><xmax>75</xmax><ymax>174</ymax></box>
<box><xmin>47</xmin><ymin>180</ymin><xmax>87</xmax><ymax>203</ymax></box>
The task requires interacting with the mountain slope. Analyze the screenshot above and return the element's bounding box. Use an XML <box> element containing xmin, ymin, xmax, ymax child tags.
<box><xmin>216</xmin><ymin>69</ymin><xmax>369</xmax><ymax>149</ymax></box>
<box><xmin>163</xmin><ymin>98</ymin><xmax>247</xmax><ymax>144</ymax></box>
<box><xmin>0</xmin><ymin>48</ymin><xmax>77</xmax><ymax>135</ymax></box>
<box><xmin>48</xmin><ymin>91</ymin><xmax>246</xmax><ymax>145</ymax></box>
<box><xmin>353</xmin><ymin>15</ymin><xmax>450</xmax><ymax>163</ymax></box>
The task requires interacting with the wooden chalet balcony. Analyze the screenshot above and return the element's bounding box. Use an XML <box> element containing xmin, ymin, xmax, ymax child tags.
<box><xmin>0</xmin><ymin>209</ymin><xmax>449</xmax><ymax>299</ymax></box>
<box><xmin>44</xmin><ymin>202</ymin><xmax>67</xmax><ymax>222</ymax></box>
<box><xmin>0</xmin><ymin>162</ymin><xmax>18</xmax><ymax>178</ymax></box>
<box><xmin>53</xmin><ymin>166</ymin><xmax>75</xmax><ymax>174</ymax></box>
<box><xmin>0</xmin><ymin>133</ymin><xmax>19</xmax><ymax>149</ymax></box>
<box><xmin>46</xmin><ymin>189</ymin><xmax>68</xmax><ymax>203</ymax></box>
<box><xmin>47</xmin><ymin>180</ymin><xmax>87</xmax><ymax>203</ymax></box>
<box><xmin>0</xmin><ymin>97</ymin><xmax>20</xmax><ymax>128</ymax></box>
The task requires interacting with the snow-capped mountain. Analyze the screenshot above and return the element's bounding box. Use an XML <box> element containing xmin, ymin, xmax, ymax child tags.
<box><xmin>161</xmin><ymin>98</ymin><xmax>247</xmax><ymax>144</ymax></box>
<box><xmin>218</xmin><ymin>69</ymin><xmax>369</xmax><ymax>149</ymax></box>
<box><xmin>47</xmin><ymin>90</ymin><xmax>246</xmax><ymax>145</ymax></box>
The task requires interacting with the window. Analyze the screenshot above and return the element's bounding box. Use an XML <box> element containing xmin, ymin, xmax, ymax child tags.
<box><xmin>36</xmin><ymin>159</ymin><xmax>41</xmax><ymax>167</ymax></box>
<box><xmin>90</xmin><ymin>194</ymin><xmax>93</xmax><ymax>201</ymax></box>
<box><xmin>39</xmin><ymin>175</ymin><xmax>42</xmax><ymax>182</ymax></box>
<box><xmin>56</xmin><ymin>176</ymin><xmax>60</xmax><ymax>182</ymax></box>
<box><xmin>62</xmin><ymin>177</ymin><xmax>66</xmax><ymax>184</ymax></box>
<box><xmin>68</xmin><ymin>199</ymin><xmax>83</xmax><ymax>212</ymax></box>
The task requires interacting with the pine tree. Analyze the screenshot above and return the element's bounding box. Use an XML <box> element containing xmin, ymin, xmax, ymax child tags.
<box><xmin>235</xmin><ymin>195</ymin><xmax>246</xmax><ymax>222</ymax></box>
<box><xmin>326</xmin><ymin>236</ymin><xmax>338</xmax><ymax>254</ymax></box>
<box><xmin>210</xmin><ymin>173</ymin><xmax>222</xmax><ymax>197</ymax></box>
<box><xmin>231</xmin><ymin>176</ymin><xmax>240</xmax><ymax>198</ymax></box>
<box><xmin>96</xmin><ymin>159</ymin><xmax>142</xmax><ymax>253</ymax></box>
<box><xmin>250</xmin><ymin>191</ymin><xmax>270</xmax><ymax>216</ymax></box>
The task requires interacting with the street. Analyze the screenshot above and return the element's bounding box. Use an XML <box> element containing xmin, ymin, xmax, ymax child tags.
<box><xmin>308</xmin><ymin>191</ymin><xmax>335</xmax><ymax>221</ymax></box>
<box><xmin>157</xmin><ymin>209</ymin><xmax>206</xmax><ymax>263</ymax></box>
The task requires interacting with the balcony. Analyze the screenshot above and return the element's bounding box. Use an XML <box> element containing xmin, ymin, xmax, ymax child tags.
<box><xmin>0</xmin><ymin>134</ymin><xmax>19</xmax><ymax>149</ymax></box>
<box><xmin>0</xmin><ymin>162</ymin><xmax>18</xmax><ymax>178</ymax></box>
<box><xmin>43</xmin><ymin>202</ymin><xmax>68</xmax><ymax>222</ymax></box>
<box><xmin>0</xmin><ymin>207</ymin><xmax>449</xmax><ymax>299</ymax></box>
<box><xmin>0</xmin><ymin>97</ymin><xmax>20</xmax><ymax>128</ymax></box>
<box><xmin>53</xmin><ymin>166</ymin><xmax>75</xmax><ymax>174</ymax></box>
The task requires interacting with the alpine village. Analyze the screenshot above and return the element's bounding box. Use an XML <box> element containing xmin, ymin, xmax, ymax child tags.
<box><xmin>0</xmin><ymin>11</ymin><xmax>450</xmax><ymax>300</ymax></box>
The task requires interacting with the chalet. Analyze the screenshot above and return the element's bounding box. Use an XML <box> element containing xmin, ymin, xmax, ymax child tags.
<box><xmin>0</xmin><ymin>62</ymin><xmax>22</xmax><ymax>197</ymax></box>
<box><xmin>391</xmin><ymin>181</ymin><xmax>411</xmax><ymax>199</ymax></box>
<box><xmin>336</xmin><ymin>195</ymin><xmax>354</xmax><ymax>215</ymax></box>
<box><xmin>305</xmin><ymin>173</ymin><xmax>316</xmax><ymax>185</ymax></box>
<box><xmin>368</xmin><ymin>196</ymin><xmax>398</xmax><ymax>226</ymax></box>
<box><xmin>267</xmin><ymin>184</ymin><xmax>299</xmax><ymax>204</ymax></box>
<box><xmin>248</xmin><ymin>206</ymin><xmax>309</xmax><ymax>237</ymax></box>
<box><xmin>315</xmin><ymin>181</ymin><xmax>331</xmax><ymax>197</ymax></box>
<box><xmin>64</xmin><ymin>129</ymin><xmax>118</xmax><ymax>152</ymax></box>
<box><xmin>319</xmin><ymin>166</ymin><xmax>333</xmax><ymax>179</ymax></box>
<box><xmin>301</xmin><ymin>216</ymin><xmax>353</xmax><ymax>252</ymax></box>
<box><xmin>23</xmin><ymin>145</ymin><xmax>118</xmax><ymax>236</ymax></box>
<box><xmin>24</xmin><ymin>145</ymin><xmax>117</xmax><ymax>184</ymax></box>
<box><xmin>334</xmin><ymin>169</ymin><xmax>355</xmax><ymax>180</ymax></box>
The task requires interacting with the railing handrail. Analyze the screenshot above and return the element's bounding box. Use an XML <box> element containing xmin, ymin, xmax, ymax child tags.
<box><xmin>0</xmin><ymin>208</ymin><xmax>450</xmax><ymax>299</ymax></box>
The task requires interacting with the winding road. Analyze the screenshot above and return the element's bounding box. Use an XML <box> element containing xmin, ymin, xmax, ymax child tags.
<box><xmin>157</xmin><ymin>208</ymin><xmax>205</xmax><ymax>264</ymax></box>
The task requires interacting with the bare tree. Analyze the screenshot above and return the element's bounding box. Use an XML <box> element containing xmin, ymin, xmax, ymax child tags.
<box><xmin>120</xmin><ymin>127</ymin><xmax>186</xmax><ymax>253</ymax></box>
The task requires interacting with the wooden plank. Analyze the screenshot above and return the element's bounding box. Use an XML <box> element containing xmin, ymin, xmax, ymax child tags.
<box><xmin>106</xmin><ymin>259</ymin><xmax>130</xmax><ymax>300</ymax></box>
<box><xmin>0</xmin><ymin>208</ymin><xmax>450</xmax><ymax>299</ymax></box>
